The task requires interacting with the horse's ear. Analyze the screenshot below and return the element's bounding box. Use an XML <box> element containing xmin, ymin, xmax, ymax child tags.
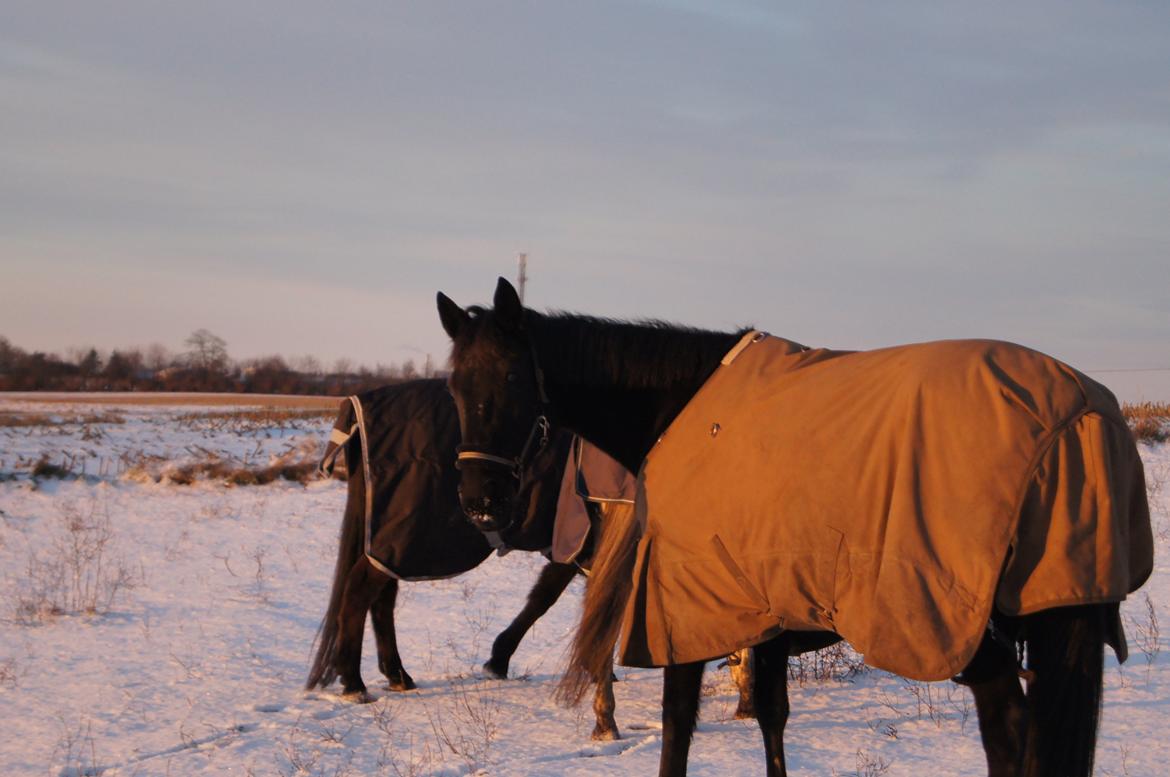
<box><xmin>436</xmin><ymin>292</ymin><xmax>469</xmax><ymax>339</ymax></box>
<box><xmin>493</xmin><ymin>277</ymin><xmax>524</xmax><ymax>331</ymax></box>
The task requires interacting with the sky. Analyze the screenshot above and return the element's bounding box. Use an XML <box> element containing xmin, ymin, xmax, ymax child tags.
<box><xmin>2</xmin><ymin>1</ymin><xmax>1168</xmax><ymax>399</ymax></box>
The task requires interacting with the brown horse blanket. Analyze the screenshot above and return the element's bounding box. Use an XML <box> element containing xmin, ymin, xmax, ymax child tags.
<box><xmin>618</xmin><ymin>333</ymin><xmax>1153</xmax><ymax>680</ymax></box>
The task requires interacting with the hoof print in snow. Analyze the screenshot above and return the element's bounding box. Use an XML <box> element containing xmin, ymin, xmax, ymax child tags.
<box><xmin>253</xmin><ymin>703</ymin><xmax>285</xmax><ymax>713</ymax></box>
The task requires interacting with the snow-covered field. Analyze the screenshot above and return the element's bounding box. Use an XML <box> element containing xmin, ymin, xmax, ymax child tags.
<box><xmin>0</xmin><ymin>395</ymin><xmax>1166</xmax><ymax>776</ymax></box>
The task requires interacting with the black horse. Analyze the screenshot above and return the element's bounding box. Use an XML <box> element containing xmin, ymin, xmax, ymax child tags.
<box><xmin>305</xmin><ymin>380</ymin><xmax>626</xmax><ymax>736</ymax></box>
<box><xmin>436</xmin><ymin>278</ymin><xmax>1142</xmax><ymax>777</ymax></box>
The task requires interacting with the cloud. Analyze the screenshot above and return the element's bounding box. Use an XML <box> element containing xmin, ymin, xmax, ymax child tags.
<box><xmin>2</xmin><ymin>2</ymin><xmax>1168</xmax><ymax>395</ymax></box>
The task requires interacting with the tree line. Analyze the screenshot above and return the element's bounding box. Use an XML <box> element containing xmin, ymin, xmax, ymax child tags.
<box><xmin>0</xmin><ymin>329</ymin><xmax>438</xmax><ymax>395</ymax></box>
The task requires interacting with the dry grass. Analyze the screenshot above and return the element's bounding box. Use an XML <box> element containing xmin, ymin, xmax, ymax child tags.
<box><xmin>175</xmin><ymin>407</ymin><xmax>334</xmax><ymax>435</ymax></box>
<box><xmin>834</xmin><ymin>749</ymin><xmax>891</xmax><ymax>777</ymax></box>
<box><xmin>424</xmin><ymin>681</ymin><xmax>502</xmax><ymax>773</ymax></box>
<box><xmin>1</xmin><ymin>391</ymin><xmax>340</xmax><ymax>408</ymax></box>
<box><xmin>31</xmin><ymin>455</ymin><xmax>75</xmax><ymax>479</ymax></box>
<box><xmin>0</xmin><ymin>657</ymin><xmax>17</xmax><ymax>688</ymax></box>
<box><xmin>2</xmin><ymin>400</ymin><xmax>335</xmax><ymax>484</ymax></box>
<box><xmin>14</xmin><ymin>500</ymin><xmax>138</xmax><ymax>622</ymax></box>
<box><xmin>789</xmin><ymin>640</ymin><xmax>867</xmax><ymax>684</ymax></box>
<box><xmin>1124</xmin><ymin>402</ymin><xmax>1170</xmax><ymax>444</ymax></box>
<box><xmin>52</xmin><ymin>715</ymin><xmax>101</xmax><ymax>777</ymax></box>
<box><xmin>122</xmin><ymin>438</ymin><xmax>322</xmax><ymax>486</ymax></box>
<box><xmin>160</xmin><ymin>459</ymin><xmax>318</xmax><ymax>486</ymax></box>
<box><xmin>0</xmin><ymin>411</ymin><xmax>126</xmax><ymax>428</ymax></box>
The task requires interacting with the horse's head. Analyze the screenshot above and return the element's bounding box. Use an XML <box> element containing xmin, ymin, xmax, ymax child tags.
<box><xmin>436</xmin><ymin>277</ymin><xmax>549</xmax><ymax>533</ymax></box>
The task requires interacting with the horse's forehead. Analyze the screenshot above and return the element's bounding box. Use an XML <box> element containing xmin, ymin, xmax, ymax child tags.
<box><xmin>453</xmin><ymin>340</ymin><xmax>508</xmax><ymax>384</ymax></box>
<box><xmin>455</xmin><ymin>325</ymin><xmax>521</xmax><ymax>373</ymax></box>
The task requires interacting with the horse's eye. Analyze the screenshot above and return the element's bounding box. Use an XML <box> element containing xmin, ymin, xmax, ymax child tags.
<box><xmin>506</xmin><ymin>372</ymin><xmax>517</xmax><ymax>383</ymax></box>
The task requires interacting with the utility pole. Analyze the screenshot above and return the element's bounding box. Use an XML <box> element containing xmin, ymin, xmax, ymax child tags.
<box><xmin>517</xmin><ymin>252</ymin><xmax>528</xmax><ymax>303</ymax></box>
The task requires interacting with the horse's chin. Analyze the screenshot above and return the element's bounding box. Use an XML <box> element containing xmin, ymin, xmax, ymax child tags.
<box><xmin>464</xmin><ymin>510</ymin><xmax>493</xmax><ymax>529</ymax></box>
<box><xmin>465</xmin><ymin>509</ymin><xmax>510</xmax><ymax>534</ymax></box>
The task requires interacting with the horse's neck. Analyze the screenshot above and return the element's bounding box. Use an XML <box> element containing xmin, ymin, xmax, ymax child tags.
<box><xmin>505</xmin><ymin>435</ymin><xmax>571</xmax><ymax>551</ymax></box>
<box><xmin>531</xmin><ymin>319</ymin><xmax>738</xmax><ymax>473</ymax></box>
<box><xmin>541</xmin><ymin>387</ymin><xmax>645</xmax><ymax>472</ymax></box>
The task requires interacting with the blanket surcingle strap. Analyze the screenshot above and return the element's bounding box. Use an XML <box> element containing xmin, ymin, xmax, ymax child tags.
<box><xmin>618</xmin><ymin>333</ymin><xmax>1153</xmax><ymax>681</ymax></box>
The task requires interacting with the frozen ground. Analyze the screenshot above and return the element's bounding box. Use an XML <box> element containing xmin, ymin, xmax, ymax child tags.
<box><xmin>0</xmin><ymin>395</ymin><xmax>1166</xmax><ymax>776</ymax></box>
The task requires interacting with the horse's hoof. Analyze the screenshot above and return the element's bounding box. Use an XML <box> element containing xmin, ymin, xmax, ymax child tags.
<box><xmin>590</xmin><ymin>725</ymin><xmax>621</xmax><ymax>742</ymax></box>
<box><xmin>385</xmin><ymin>673</ymin><xmax>416</xmax><ymax>692</ymax></box>
<box><xmin>341</xmin><ymin>688</ymin><xmax>374</xmax><ymax>704</ymax></box>
<box><xmin>483</xmin><ymin>659</ymin><xmax>508</xmax><ymax>679</ymax></box>
<box><xmin>734</xmin><ymin>703</ymin><xmax>757</xmax><ymax>720</ymax></box>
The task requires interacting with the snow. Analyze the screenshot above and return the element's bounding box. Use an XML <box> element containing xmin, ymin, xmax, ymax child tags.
<box><xmin>0</xmin><ymin>397</ymin><xmax>1166</xmax><ymax>776</ymax></box>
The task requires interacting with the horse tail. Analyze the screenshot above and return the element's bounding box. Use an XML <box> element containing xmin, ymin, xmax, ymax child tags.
<box><xmin>1022</xmin><ymin>603</ymin><xmax>1107</xmax><ymax>777</ymax></box>
<box><xmin>557</xmin><ymin>501</ymin><xmax>641</xmax><ymax>706</ymax></box>
<box><xmin>305</xmin><ymin>437</ymin><xmax>365</xmax><ymax>690</ymax></box>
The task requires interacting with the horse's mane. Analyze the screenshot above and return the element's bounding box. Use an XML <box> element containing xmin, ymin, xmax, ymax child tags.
<box><xmin>525</xmin><ymin>309</ymin><xmax>749</xmax><ymax>392</ymax></box>
<box><xmin>452</xmin><ymin>305</ymin><xmax>747</xmax><ymax>391</ymax></box>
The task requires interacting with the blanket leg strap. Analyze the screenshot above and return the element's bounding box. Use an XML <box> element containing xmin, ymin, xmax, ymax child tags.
<box><xmin>953</xmin><ymin>618</ymin><xmax>1022</xmax><ymax>686</ymax></box>
<box><xmin>318</xmin><ymin>424</ymin><xmax>357</xmax><ymax>477</ymax></box>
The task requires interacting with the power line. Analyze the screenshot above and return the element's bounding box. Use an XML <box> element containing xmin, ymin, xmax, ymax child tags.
<box><xmin>1082</xmin><ymin>367</ymin><xmax>1170</xmax><ymax>374</ymax></box>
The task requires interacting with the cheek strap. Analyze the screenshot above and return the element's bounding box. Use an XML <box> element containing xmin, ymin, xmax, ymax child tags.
<box><xmin>456</xmin><ymin>414</ymin><xmax>551</xmax><ymax>480</ymax></box>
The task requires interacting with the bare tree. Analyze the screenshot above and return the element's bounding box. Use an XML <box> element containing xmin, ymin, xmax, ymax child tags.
<box><xmin>76</xmin><ymin>348</ymin><xmax>101</xmax><ymax>389</ymax></box>
<box><xmin>0</xmin><ymin>335</ymin><xmax>22</xmax><ymax>373</ymax></box>
<box><xmin>292</xmin><ymin>354</ymin><xmax>322</xmax><ymax>376</ymax></box>
<box><xmin>185</xmin><ymin>329</ymin><xmax>229</xmax><ymax>373</ymax></box>
<box><xmin>143</xmin><ymin>343</ymin><xmax>172</xmax><ymax>373</ymax></box>
<box><xmin>104</xmin><ymin>350</ymin><xmax>137</xmax><ymax>383</ymax></box>
<box><xmin>79</xmin><ymin>348</ymin><xmax>101</xmax><ymax>373</ymax></box>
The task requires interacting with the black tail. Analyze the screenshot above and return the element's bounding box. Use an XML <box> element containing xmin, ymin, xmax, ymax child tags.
<box><xmin>1022</xmin><ymin>603</ymin><xmax>1107</xmax><ymax>777</ymax></box>
<box><xmin>306</xmin><ymin>440</ymin><xmax>365</xmax><ymax>690</ymax></box>
<box><xmin>557</xmin><ymin>501</ymin><xmax>640</xmax><ymax>706</ymax></box>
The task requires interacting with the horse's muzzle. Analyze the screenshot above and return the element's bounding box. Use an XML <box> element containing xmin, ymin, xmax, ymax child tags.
<box><xmin>459</xmin><ymin>490</ymin><xmax>515</xmax><ymax>534</ymax></box>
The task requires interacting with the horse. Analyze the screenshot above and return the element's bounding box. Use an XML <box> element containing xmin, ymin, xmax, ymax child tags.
<box><xmin>304</xmin><ymin>379</ymin><xmax>628</xmax><ymax>738</ymax></box>
<box><xmin>437</xmin><ymin>283</ymin><xmax>845</xmax><ymax>774</ymax></box>
<box><xmin>436</xmin><ymin>278</ymin><xmax>1151</xmax><ymax>777</ymax></box>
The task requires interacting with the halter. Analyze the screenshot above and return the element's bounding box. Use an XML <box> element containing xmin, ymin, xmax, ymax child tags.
<box><xmin>455</xmin><ymin>336</ymin><xmax>552</xmax><ymax>480</ymax></box>
<box><xmin>456</xmin><ymin>413</ymin><xmax>550</xmax><ymax>480</ymax></box>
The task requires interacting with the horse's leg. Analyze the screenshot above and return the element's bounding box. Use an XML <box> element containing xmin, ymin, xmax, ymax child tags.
<box><xmin>754</xmin><ymin>634</ymin><xmax>791</xmax><ymax>777</ymax></box>
<box><xmin>485</xmin><ymin>560</ymin><xmax>579</xmax><ymax>678</ymax></box>
<box><xmin>729</xmin><ymin>647</ymin><xmax>756</xmax><ymax>719</ymax></box>
<box><xmin>334</xmin><ymin>555</ymin><xmax>389</xmax><ymax>701</ymax></box>
<box><xmin>659</xmin><ymin>661</ymin><xmax>705</xmax><ymax>777</ymax></box>
<box><xmin>967</xmin><ymin>671</ymin><xmax>1027</xmax><ymax>777</ymax></box>
<box><xmin>958</xmin><ymin>633</ymin><xmax>1028</xmax><ymax>777</ymax></box>
<box><xmin>369</xmin><ymin>576</ymin><xmax>415</xmax><ymax>691</ymax></box>
<box><xmin>591</xmin><ymin>650</ymin><xmax>619</xmax><ymax>741</ymax></box>
<box><xmin>1021</xmin><ymin>604</ymin><xmax>1106</xmax><ymax>777</ymax></box>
